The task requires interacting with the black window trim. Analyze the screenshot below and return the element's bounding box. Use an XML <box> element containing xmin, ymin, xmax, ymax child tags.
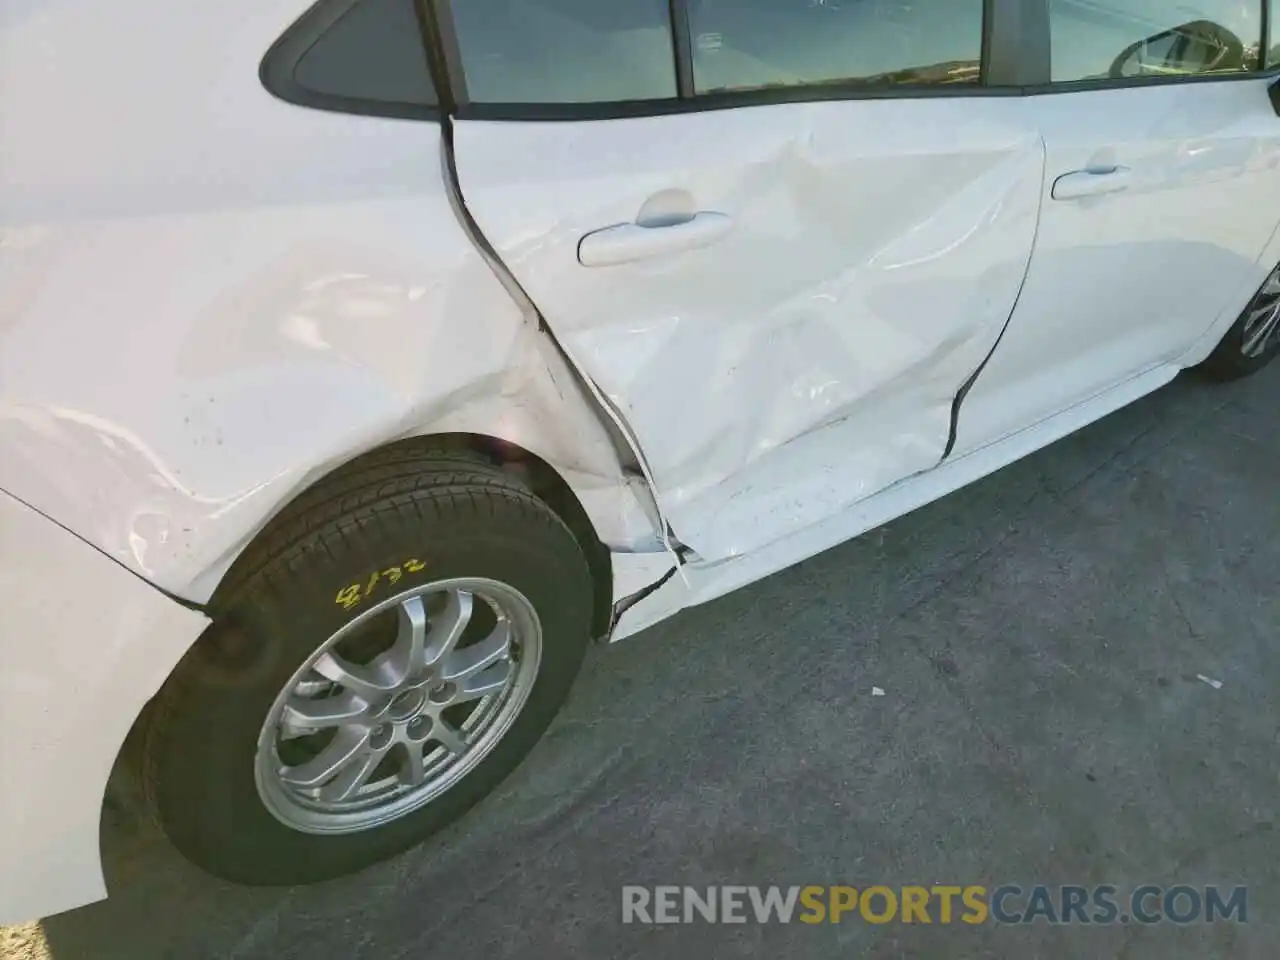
<box><xmin>668</xmin><ymin>0</ymin><xmax>696</xmax><ymax>99</ymax></box>
<box><xmin>418</xmin><ymin>0</ymin><xmax>467</xmax><ymax>109</ymax></box>
<box><xmin>1265</xmin><ymin>0</ymin><xmax>1273</xmax><ymax>68</ymax></box>
<box><xmin>1023</xmin><ymin>67</ymin><xmax>1280</xmax><ymax>97</ymax></box>
<box><xmin>261</xmin><ymin>0</ymin><xmax>1280</xmax><ymax>122</ymax></box>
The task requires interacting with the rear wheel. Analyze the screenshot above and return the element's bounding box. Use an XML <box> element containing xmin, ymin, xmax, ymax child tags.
<box><xmin>142</xmin><ymin>451</ymin><xmax>593</xmax><ymax>885</ymax></box>
<box><xmin>1199</xmin><ymin>262</ymin><xmax>1280</xmax><ymax>380</ymax></box>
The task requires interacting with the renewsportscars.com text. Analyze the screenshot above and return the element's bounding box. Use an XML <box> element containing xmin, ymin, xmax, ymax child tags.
<box><xmin>621</xmin><ymin>884</ymin><xmax>1248</xmax><ymax>926</ymax></box>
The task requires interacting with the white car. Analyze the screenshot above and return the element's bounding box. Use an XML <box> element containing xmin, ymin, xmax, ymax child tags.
<box><xmin>3</xmin><ymin>0</ymin><xmax>1280</xmax><ymax>924</ymax></box>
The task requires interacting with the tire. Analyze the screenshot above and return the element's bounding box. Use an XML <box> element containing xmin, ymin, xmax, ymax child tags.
<box><xmin>141</xmin><ymin>448</ymin><xmax>593</xmax><ymax>885</ymax></box>
<box><xmin>1199</xmin><ymin>262</ymin><xmax>1280</xmax><ymax>381</ymax></box>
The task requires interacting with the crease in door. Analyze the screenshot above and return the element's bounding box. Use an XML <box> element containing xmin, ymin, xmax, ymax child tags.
<box><xmin>437</xmin><ymin>114</ymin><xmax>686</xmax><ymax>567</ymax></box>
<box><xmin>942</xmin><ymin>133</ymin><xmax>1050</xmax><ymax>461</ymax></box>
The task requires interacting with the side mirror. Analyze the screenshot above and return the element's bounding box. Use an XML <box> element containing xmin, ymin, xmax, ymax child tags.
<box><xmin>1108</xmin><ymin>20</ymin><xmax>1245</xmax><ymax>80</ymax></box>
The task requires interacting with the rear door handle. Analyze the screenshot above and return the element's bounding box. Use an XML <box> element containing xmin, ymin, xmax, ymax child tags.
<box><xmin>578</xmin><ymin>212</ymin><xmax>733</xmax><ymax>267</ymax></box>
<box><xmin>1051</xmin><ymin>165</ymin><xmax>1133</xmax><ymax>201</ymax></box>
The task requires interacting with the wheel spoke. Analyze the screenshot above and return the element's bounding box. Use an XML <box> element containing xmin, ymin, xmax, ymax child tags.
<box><xmin>453</xmin><ymin>661</ymin><xmax>512</xmax><ymax>705</ymax></box>
<box><xmin>385</xmin><ymin>595</ymin><xmax>428</xmax><ymax>681</ymax></box>
<box><xmin>318</xmin><ymin>746</ymin><xmax>386</xmax><ymax>802</ymax></box>
<box><xmin>400</xmin><ymin>742</ymin><xmax>427</xmax><ymax>786</ymax></box>
<box><xmin>280</xmin><ymin>727</ymin><xmax>371</xmax><ymax>788</ymax></box>
<box><xmin>432</xmin><ymin>719</ymin><xmax>467</xmax><ymax>755</ymax></box>
<box><xmin>422</xmin><ymin>590</ymin><xmax>474</xmax><ymax>668</ymax></box>
<box><xmin>280</xmin><ymin>691</ymin><xmax>366</xmax><ymax>739</ymax></box>
<box><xmin>293</xmin><ymin>673</ymin><xmax>332</xmax><ymax>698</ymax></box>
<box><xmin>1262</xmin><ymin>271</ymin><xmax>1280</xmax><ymax>297</ymax></box>
<box><xmin>1244</xmin><ymin>302</ymin><xmax>1280</xmax><ymax>356</ymax></box>
<box><xmin>313</xmin><ymin>650</ymin><xmax>400</xmax><ymax>702</ymax></box>
<box><xmin>439</xmin><ymin>619</ymin><xmax>511</xmax><ymax>682</ymax></box>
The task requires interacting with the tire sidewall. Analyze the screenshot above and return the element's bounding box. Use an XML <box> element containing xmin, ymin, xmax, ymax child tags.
<box><xmin>151</xmin><ymin>506</ymin><xmax>592</xmax><ymax>884</ymax></box>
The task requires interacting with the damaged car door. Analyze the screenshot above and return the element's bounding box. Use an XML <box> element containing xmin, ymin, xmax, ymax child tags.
<box><xmin>447</xmin><ymin>0</ymin><xmax>1046</xmax><ymax>563</ymax></box>
<box><xmin>954</xmin><ymin>0</ymin><xmax>1280</xmax><ymax>453</ymax></box>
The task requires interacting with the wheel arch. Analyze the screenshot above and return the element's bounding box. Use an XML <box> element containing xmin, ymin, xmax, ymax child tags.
<box><xmin>207</xmin><ymin>432</ymin><xmax>618</xmax><ymax>638</ymax></box>
<box><xmin>105</xmin><ymin>429</ymin><xmax>621</xmax><ymax>889</ymax></box>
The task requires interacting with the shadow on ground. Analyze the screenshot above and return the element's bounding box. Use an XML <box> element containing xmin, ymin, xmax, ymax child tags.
<box><xmin>20</xmin><ymin>370</ymin><xmax>1280</xmax><ymax>959</ymax></box>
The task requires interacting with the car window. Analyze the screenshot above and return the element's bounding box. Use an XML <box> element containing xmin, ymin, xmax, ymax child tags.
<box><xmin>685</xmin><ymin>0</ymin><xmax>985</xmax><ymax>94</ymax></box>
<box><xmin>1048</xmin><ymin>0</ymin><xmax>1263</xmax><ymax>83</ymax></box>
<box><xmin>292</xmin><ymin>0</ymin><xmax>437</xmax><ymax>107</ymax></box>
<box><xmin>449</xmin><ymin>0</ymin><xmax>678</xmax><ymax>103</ymax></box>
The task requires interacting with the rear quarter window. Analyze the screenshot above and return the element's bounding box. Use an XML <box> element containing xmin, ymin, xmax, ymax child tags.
<box><xmin>263</xmin><ymin>0</ymin><xmax>438</xmax><ymax>117</ymax></box>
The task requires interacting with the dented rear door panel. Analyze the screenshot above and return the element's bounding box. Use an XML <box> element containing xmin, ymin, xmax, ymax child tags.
<box><xmin>453</xmin><ymin>101</ymin><xmax>1046</xmax><ymax>561</ymax></box>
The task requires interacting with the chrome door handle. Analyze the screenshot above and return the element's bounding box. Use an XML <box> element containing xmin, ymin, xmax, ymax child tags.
<box><xmin>578</xmin><ymin>212</ymin><xmax>734</xmax><ymax>267</ymax></box>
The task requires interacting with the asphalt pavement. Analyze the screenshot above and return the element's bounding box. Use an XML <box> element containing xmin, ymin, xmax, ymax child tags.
<box><xmin>8</xmin><ymin>366</ymin><xmax>1280</xmax><ymax>959</ymax></box>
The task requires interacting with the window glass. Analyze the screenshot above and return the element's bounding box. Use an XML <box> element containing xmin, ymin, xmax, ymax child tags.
<box><xmin>450</xmin><ymin>0</ymin><xmax>678</xmax><ymax>103</ymax></box>
<box><xmin>1049</xmin><ymin>0</ymin><xmax>1262</xmax><ymax>83</ymax></box>
<box><xmin>686</xmin><ymin>0</ymin><xmax>984</xmax><ymax>94</ymax></box>
<box><xmin>294</xmin><ymin>0</ymin><xmax>437</xmax><ymax>106</ymax></box>
<box><xmin>1269</xmin><ymin>0</ymin><xmax>1280</xmax><ymax>65</ymax></box>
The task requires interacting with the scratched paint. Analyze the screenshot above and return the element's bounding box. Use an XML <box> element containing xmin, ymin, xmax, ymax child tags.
<box><xmin>453</xmin><ymin>102</ymin><xmax>1045</xmax><ymax>561</ymax></box>
<box><xmin>0</xmin><ymin>0</ymin><xmax>660</xmax><ymax>599</ymax></box>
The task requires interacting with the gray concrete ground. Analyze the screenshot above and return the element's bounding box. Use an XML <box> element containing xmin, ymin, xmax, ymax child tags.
<box><xmin>10</xmin><ymin>368</ymin><xmax>1280</xmax><ymax>959</ymax></box>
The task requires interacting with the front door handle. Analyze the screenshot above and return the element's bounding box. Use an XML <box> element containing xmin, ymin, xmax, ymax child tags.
<box><xmin>1052</xmin><ymin>165</ymin><xmax>1133</xmax><ymax>201</ymax></box>
<box><xmin>578</xmin><ymin>212</ymin><xmax>733</xmax><ymax>267</ymax></box>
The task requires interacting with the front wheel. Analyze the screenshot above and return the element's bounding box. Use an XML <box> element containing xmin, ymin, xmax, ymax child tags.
<box><xmin>141</xmin><ymin>451</ymin><xmax>593</xmax><ymax>885</ymax></box>
<box><xmin>1199</xmin><ymin>262</ymin><xmax>1280</xmax><ymax>380</ymax></box>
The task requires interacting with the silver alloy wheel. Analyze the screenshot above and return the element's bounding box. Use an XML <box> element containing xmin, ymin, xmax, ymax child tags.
<box><xmin>1242</xmin><ymin>267</ymin><xmax>1280</xmax><ymax>358</ymax></box>
<box><xmin>254</xmin><ymin>577</ymin><xmax>542</xmax><ymax>835</ymax></box>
